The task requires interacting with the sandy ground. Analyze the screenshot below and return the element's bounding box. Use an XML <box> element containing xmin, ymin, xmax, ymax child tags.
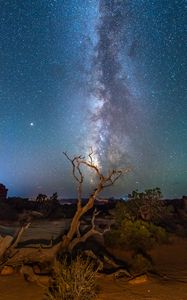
<box><xmin>0</xmin><ymin>266</ymin><xmax>187</xmax><ymax>300</ymax></box>
<box><xmin>0</xmin><ymin>275</ymin><xmax>44</xmax><ymax>300</ymax></box>
<box><xmin>98</xmin><ymin>276</ymin><xmax>187</xmax><ymax>300</ymax></box>
<box><xmin>0</xmin><ymin>268</ymin><xmax>187</xmax><ymax>300</ymax></box>
<box><xmin>98</xmin><ymin>236</ymin><xmax>187</xmax><ymax>300</ymax></box>
<box><xmin>1</xmin><ymin>222</ymin><xmax>187</xmax><ymax>299</ymax></box>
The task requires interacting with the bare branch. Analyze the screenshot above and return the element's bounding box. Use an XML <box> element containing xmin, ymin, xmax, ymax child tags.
<box><xmin>88</xmin><ymin>147</ymin><xmax>94</xmax><ymax>165</ymax></box>
<box><xmin>91</xmin><ymin>209</ymin><xmax>100</xmax><ymax>229</ymax></box>
<box><xmin>102</xmin><ymin>168</ymin><xmax>130</xmax><ymax>188</ymax></box>
<box><xmin>76</xmin><ymin>221</ymin><xmax>81</xmax><ymax>238</ymax></box>
<box><xmin>61</xmin><ymin>150</ymin><xmax>130</xmax><ymax>251</ymax></box>
<box><xmin>63</xmin><ymin>152</ymin><xmax>84</xmax><ymax>206</ymax></box>
<box><xmin>68</xmin><ymin>209</ymin><xmax>101</xmax><ymax>251</ymax></box>
<box><xmin>80</xmin><ymin>160</ymin><xmax>104</xmax><ymax>180</ymax></box>
<box><xmin>11</xmin><ymin>223</ymin><xmax>31</xmax><ymax>248</ymax></box>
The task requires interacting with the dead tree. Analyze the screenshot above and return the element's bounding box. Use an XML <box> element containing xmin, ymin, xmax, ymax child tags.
<box><xmin>0</xmin><ymin>223</ymin><xmax>30</xmax><ymax>267</ymax></box>
<box><xmin>60</xmin><ymin>150</ymin><xmax>130</xmax><ymax>252</ymax></box>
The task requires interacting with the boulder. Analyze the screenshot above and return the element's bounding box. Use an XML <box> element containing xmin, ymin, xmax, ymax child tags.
<box><xmin>113</xmin><ymin>269</ymin><xmax>131</xmax><ymax>279</ymax></box>
<box><xmin>1</xmin><ymin>265</ymin><xmax>15</xmax><ymax>275</ymax></box>
<box><xmin>128</xmin><ymin>274</ymin><xmax>148</xmax><ymax>285</ymax></box>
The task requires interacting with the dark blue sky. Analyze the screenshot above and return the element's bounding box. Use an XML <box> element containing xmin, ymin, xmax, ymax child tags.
<box><xmin>0</xmin><ymin>0</ymin><xmax>186</xmax><ymax>198</ymax></box>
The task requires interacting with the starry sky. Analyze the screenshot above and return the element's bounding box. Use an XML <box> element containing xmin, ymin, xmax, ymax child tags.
<box><xmin>0</xmin><ymin>0</ymin><xmax>186</xmax><ymax>198</ymax></box>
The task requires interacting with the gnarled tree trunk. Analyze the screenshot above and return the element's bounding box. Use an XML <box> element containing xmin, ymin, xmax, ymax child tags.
<box><xmin>59</xmin><ymin>150</ymin><xmax>129</xmax><ymax>253</ymax></box>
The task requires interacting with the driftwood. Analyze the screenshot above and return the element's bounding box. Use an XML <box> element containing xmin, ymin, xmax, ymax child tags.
<box><xmin>0</xmin><ymin>235</ymin><xmax>14</xmax><ymax>258</ymax></box>
<box><xmin>0</xmin><ymin>223</ymin><xmax>30</xmax><ymax>267</ymax></box>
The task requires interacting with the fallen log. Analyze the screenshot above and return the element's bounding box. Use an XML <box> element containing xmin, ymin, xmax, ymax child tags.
<box><xmin>0</xmin><ymin>235</ymin><xmax>14</xmax><ymax>258</ymax></box>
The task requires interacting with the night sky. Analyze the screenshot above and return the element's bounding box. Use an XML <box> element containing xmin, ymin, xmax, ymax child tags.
<box><xmin>0</xmin><ymin>0</ymin><xmax>186</xmax><ymax>198</ymax></box>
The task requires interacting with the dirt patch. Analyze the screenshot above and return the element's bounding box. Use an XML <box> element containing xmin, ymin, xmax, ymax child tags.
<box><xmin>0</xmin><ymin>275</ymin><xmax>44</xmax><ymax>300</ymax></box>
<box><xmin>98</xmin><ymin>236</ymin><xmax>187</xmax><ymax>299</ymax></box>
<box><xmin>98</xmin><ymin>275</ymin><xmax>187</xmax><ymax>300</ymax></box>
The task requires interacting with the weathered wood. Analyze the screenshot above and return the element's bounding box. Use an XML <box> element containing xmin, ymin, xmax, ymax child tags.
<box><xmin>60</xmin><ymin>151</ymin><xmax>128</xmax><ymax>252</ymax></box>
<box><xmin>0</xmin><ymin>235</ymin><xmax>14</xmax><ymax>258</ymax></box>
<box><xmin>0</xmin><ymin>224</ymin><xmax>31</xmax><ymax>267</ymax></box>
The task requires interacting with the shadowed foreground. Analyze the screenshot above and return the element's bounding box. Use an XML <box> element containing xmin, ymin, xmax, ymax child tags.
<box><xmin>1</xmin><ymin>237</ymin><xmax>187</xmax><ymax>300</ymax></box>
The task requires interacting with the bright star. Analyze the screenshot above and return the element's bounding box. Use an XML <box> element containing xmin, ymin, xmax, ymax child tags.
<box><xmin>30</xmin><ymin>122</ymin><xmax>34</xmax><ymax>127</ymax></box>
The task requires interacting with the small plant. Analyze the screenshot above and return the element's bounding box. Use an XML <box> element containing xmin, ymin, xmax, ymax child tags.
<box><xmin>45</xmin><ymin>256</ymin><xmax>98</xmax><ymax>300</ymax></box>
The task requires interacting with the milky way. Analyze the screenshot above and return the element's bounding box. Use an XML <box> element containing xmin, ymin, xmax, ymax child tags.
<box><xmin>86</xmin><ymin>0</ymin><xmax>148</xmax><ymax>177</ymax></box>
<box><xmin>0</xmin><ymin>0</ymin><xmax>186</xmax><ymax>198</ymax></box>
<box><xmin>86</xmin><ymin>1</ymin><xmax>136</xmax><ymax>169</ymax></box>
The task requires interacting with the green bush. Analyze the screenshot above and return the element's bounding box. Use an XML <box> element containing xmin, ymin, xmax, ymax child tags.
<box><xmin>45</xmin><ymin>256</ymin><xmax>98</xmax><ymax>300</ymax></box>
<box><xmin>105</xmin><ymin>188</ymin><xmax>169</xmax><ymax>252</ymax></box>
<box><xmin>105</xmin><ymin>219</ymin><xmax>168</xmax><ymax>252</ymax></box>
<box><xmin>116</xmin><ymin>188</ymin><xmax>170</xmax><ymax>224</ymax></box>
<box><xmin>119</xmin><ymin>220</ymin><xmax>154</xmax><ymax>251</ymax></box>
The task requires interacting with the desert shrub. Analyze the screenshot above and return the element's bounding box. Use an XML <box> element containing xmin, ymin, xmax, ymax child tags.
<box><xmin>45</xmin><ymin>256</ymin><xmax>98</xmax><ymax>300</ymax></box>
<box><xmin>105</xmin><ymin>189</ymin><xmax>169</xmax><ymax>274</ymax></box>
<box><xmin>119</xmin><ymin>220</ymin><xmax>154</xmax><ymax>251</ymax></box>
<box><xmin>128</xmin><ymin>188</ymin><xmax>168</xmax><ymax>223</ymax></box>
<box><xmin>106</xmin><ymin>188</ymin><xmax>169</xmax><ymax>251</ymax></box>
<box><xmin>114</xmin><ymin>201</ymin><xmax>130</xmax><ymax>224</ymax></box>
<box><xmin>116</xmin><ymin>188</ymin><xmax>170</xmax><ymax>224</ymax></box>
<box><xmin>105</xmin><ymin>219</ymin><xmax>168</xmax><ymax>252</ymax></box>
<box><xmin>148</xmin><ymin>222</ymin><xmax>168</xmax><ymax>244</ymax></box>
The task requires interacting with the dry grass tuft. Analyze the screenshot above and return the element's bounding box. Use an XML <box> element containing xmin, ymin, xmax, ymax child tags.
<box><xmin>45</xmin><ymin>255</ymin><xmax>98</xmax><ymax>300</ymax></box>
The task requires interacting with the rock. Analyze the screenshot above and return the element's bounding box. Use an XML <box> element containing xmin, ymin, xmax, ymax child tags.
<box><xmin>128</xmin><ymin>274</ymin><xmax>148</xmax><ymax>285</ymax></box>
<box><xmin>113</xmin><ymin>269</ymin><xmax>131</xmax><ymax>279</ymax></box>
<box><xmin>1</xmin><ymin>265</ymin><xmax>15</xmax><ymax>275</ymax></box>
